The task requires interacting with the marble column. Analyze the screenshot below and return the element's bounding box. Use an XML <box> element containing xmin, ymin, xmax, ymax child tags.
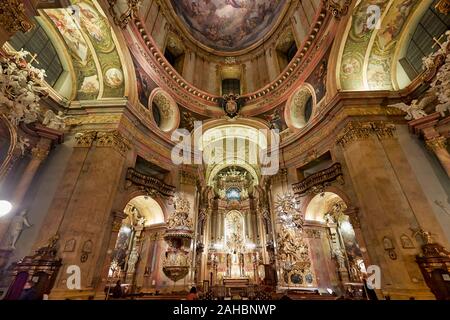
<box><xmin>336</xmin><ymin>121</ymin><xmax>448</xmax><ymax>299</ymax></box>
<box><xmin>33</xmin><ymin>130</ymin><xmax>131</xmax><ymax>299</ymax></box>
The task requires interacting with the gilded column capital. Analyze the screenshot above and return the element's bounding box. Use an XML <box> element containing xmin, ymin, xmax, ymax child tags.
<box><xmin>336</xmin><ymin>122</ymin><xmax>372</xmax><ymax>148</ymax></box>
<box><xmin>74</xmin><ymin>131</ymin><xmax>97</xmax><ymax>148</ymax></box>
<box><xmin>426</xmin><ymin>136</ymin><xmax>448</xmax><ymax>152</ymax></box>
<box><xmin>336</xmin><ymin>121</ymin><xmax>396</xmax><ymax>148</ymax></box>
<box><xmin>0</xmin><ymin>0</ymin><xmax>33</xmax><ymax>34</ymax></box>
<box><xmin>372</xmin><ymin>122</ymin><xmax>396</xmax><ymax>140</ymax></box>
<box><xmin>96</xmin><ymin>130</ymin><xmax>131</xmax><ymax>155</ymax></box>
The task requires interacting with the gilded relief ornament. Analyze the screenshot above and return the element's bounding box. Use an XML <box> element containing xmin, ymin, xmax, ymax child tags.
<box><xmin>107</xmin><ymin>0</ymin><xmax>141</xmax><ymax>29</ymax></box>
<box><xmin>426</xmin><ymin>136</ymin><xmax>447</xmax><ymax>152</ymax></box>
<box><xmin>435</xmin><ymin>0</ymin><xmax>450</xmax><ymax>16</ymax></box>
<box><xmin>275</xmin><ymin>192</ymin><xmax>315</xmax><ymax>286</ymax></box>
<box><xmin>324</xmin><ymin>0</ymin><xmax>352</xmax><ymax>19</ymax></box>
<box><xmin>0</xmin><ymin>0</ymin><xmax>33</xmax><ymax>34</ymax></box>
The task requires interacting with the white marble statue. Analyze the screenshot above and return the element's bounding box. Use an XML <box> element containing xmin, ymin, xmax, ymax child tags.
<box><xmin>0</xmin><ymin>49</ymin><xmax>47</xmax><ymax>126</ymax></box>
<box><xmin>127</xmin><ymin>248</ymin><xmax>139</xmax><ymax>274</ymax></box>
<box><xmin>42</xmin><ymin>110</ymin><xmax>67</xmax><ymax>130</ymax></box>
<box><xmin>7</xmin><ymin>209</ymin><xmax>32</xmax><ymax>249</ymax></box>
<box><xmin>388</xmin><ymin>100</ymin><xmax>428</xmax><ymax>120</ymax></box>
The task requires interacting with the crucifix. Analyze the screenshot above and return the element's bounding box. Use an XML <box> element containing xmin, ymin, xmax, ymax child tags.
<box><xmin>432</xmin><ymin>34</ymin><xmax>446</xmax><ymax>50</ymax></box>
<box><xmin>28</xmin><ymin>53</ymin><xmax>40</xmax><ymax>65</ymax></box>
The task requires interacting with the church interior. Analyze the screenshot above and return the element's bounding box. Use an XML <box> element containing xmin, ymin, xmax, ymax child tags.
<box><xmin>0</xmin><ymin>0</ymin><xmax>449</xmax><ymax>301</ymax></box>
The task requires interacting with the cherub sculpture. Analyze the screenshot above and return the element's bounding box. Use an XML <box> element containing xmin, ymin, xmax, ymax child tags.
<box><xmin>43</xmin><ymin>110</ymin><xmax>68</xmax><ymax>131</ymax></box>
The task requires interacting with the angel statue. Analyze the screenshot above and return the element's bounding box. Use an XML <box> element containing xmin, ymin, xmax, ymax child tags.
<box><xmin>388</xmin><ymin>100</ymin><xmax>427</xmax><ymax>120</ymax></box>
<box><xmin>43</xmin><ymin>110</ymin><xmax>68</xmax><ymax>130</ymax></box>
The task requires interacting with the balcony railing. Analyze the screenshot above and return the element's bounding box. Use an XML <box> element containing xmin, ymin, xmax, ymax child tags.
<box><xmin>125</xmin><ymin>167</ymin><xmax>175</xmax><ymax>198</ymax></box>
<box><xmin>292</xmin><ymin>163</ymin><xmax>343</xmax><ymax>195</ymax></box>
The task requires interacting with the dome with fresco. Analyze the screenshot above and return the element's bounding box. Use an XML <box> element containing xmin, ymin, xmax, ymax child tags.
<box><xmin>169</xmin><ymin>0</ymin><xmax>288</xmax><ymax>52</ymax></box>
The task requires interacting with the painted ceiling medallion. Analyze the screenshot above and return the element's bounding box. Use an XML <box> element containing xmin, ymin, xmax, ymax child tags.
<box><xmin>170</xmin><ymin>0</ymin><xmax>286</xmax><ymax>52</ymax></box>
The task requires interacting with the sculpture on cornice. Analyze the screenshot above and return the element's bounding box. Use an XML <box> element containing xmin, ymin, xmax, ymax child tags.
<box><xmin>430</xmin><ymin>32</ymin><xmax>450</xmax><ymax>117</ymax></box>
<box><xmin>43</xmin><ymin>110</ymin><xmax>68</xmax><ymax>131</ymax></box>
<box><xmin>388</xmin><ymin>100</ymin><xmax>428</xmax><ymax>120</ymax></box>
<box><xmin>0</xmin><ymin>49</ymin><xmax>52</xmax><ymax>128</ymax></box>
<box><xmin>419</xmin><ymin>31</ymin><xmax>450</xmax><ymax>117</ymax></box>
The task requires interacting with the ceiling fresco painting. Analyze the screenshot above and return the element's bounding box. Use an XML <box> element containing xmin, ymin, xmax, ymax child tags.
<box><xmin>339</xmin><ymin>0</ymin><xmax>421</xmax><ymax>91</ymax></box>
<box><xmin>170</xmin><ymin>0</ymin><xmax>287</xmax><ymax>52</ymax></box>
<box><xmin>44</xmin><ymin>0</ymin><xmax>125</xmax><ymax>100</ymax></box>
<box><xmin>366</xmin><ymin>0</ymin><xmax>419</xmax><ymax>90</ymax></box>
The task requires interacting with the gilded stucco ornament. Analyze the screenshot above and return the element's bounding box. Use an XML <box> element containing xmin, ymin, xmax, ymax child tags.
<box><xmin>0</xmin><ymin>0</ymin><xmax>33</xmax><ymax>34</ymax></box>
<box><xmin>435</xmin><ymin>0</ymin><xmax>450</xmax><ymax>15</ymax></box>
<box><xmin>96</xmin><ymin>130</ymin><xmax>131</xmax><ymax>155</ymax></box>
<box><xmin>74</xmin><ymin>131</ymin><xmax>97</xmax><ymax>148</ymax></box>
<box><xmin>324</xmin><ymin>0</ymin><xmax>352</xmax><ymax>19</ymax></box>
<box><xmin>426</xmin><ymin>136</ymin><xmax>447</xmax><ymax>152</ymax></box>
<box><xmin>336</xmin><ymin>121</ymin><xmax>396</xmax><ymax>148</ymax></box>
<box><xmin>107</xmin><ymin>0</ymin><xmax>141</xmax><ymax>29</ymax></box>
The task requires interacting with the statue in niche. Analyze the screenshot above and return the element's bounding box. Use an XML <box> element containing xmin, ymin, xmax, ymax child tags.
<box><xmin>226</xmin><ymin>253</ymin><xmax>231</xmax><ymax>277</ymax></box>
<box><xmin>127</xmin><ymin>248</ymin><xmax>139</xmax><ymax>274</ymax></box>
<box><xmin>239</xmin><ymin>252</ymin><xmax>245</xmax><ymax>277</ymax></box>
<box><xmin>332</xmin><ymin>247</ymin><xmax>346</xmax><ymax>270</ymax></box>
<box><xmin>7</xmin><ymin>209</ymin><xmax>32</xmax><ymax>249</ymax></box>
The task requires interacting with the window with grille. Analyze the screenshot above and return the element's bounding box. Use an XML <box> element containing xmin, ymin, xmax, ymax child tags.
<box><xmin>9</xmin><ymin>18</ymin><xmax>64</xmax><ymax>87</ymax></box>
<box><xmin>399</xmin><ymin>1</ymin><xmax>450</xmax><ymax>80</ymax></box>
<box><xmin>222</xmin><ymin>79</ymin><xmax>241</xmax><ymax>95</ymax></box>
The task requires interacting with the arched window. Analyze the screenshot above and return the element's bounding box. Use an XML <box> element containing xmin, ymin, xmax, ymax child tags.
<box><xmin>9</xmin><ymin>18</ymin><xmax>64</xmax><ymax>87</ymax></box>
<box><xmin>399</xmin><ymin>1</ymin><xmax>450</xmax><ymax>80</ymax></box>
